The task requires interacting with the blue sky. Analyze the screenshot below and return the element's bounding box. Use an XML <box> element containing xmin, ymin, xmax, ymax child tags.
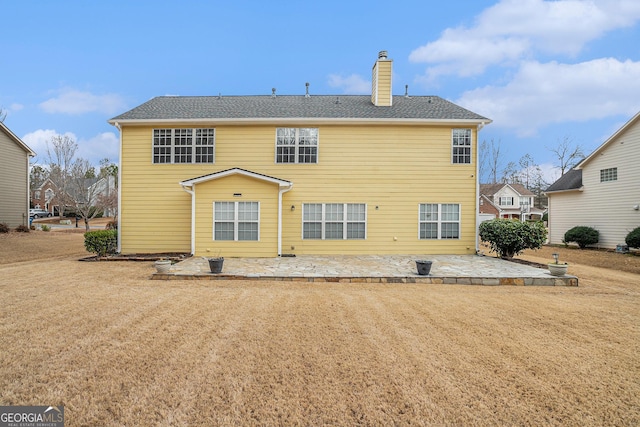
<box><xmin>2</xmin><ymin>0</ymin><xmax>639</xmax><ymax>184</ymax></box>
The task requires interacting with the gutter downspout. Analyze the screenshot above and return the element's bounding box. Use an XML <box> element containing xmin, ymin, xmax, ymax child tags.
<box><xmin>115</xmin><ymin>122</ymin><xmax>123</xmax><ymax>253</ymax></box>
<box><xmin>278</xmin><ymin>183</ymin><xmax>294</xmax><ymax>256</ymax></box>
<box><xmin>475</xmin><ymin>121</ymin><xmax>486</xmax><ymax>254</ymax></box>
<box><xmin>26</xmin><ymin>152</ymin><xmax>34</xmax><ymax>227</ymax></box>
<box><xmin>181</xmin><ymin>184</ymin><xmax>196</xmax><ymax>255</ymax></box>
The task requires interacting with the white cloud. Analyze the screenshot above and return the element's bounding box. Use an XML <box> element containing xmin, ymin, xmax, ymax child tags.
<box><xmin>10</xmin><ymin>103</ymin><xmax>24</xmax><ymax>112</ymax></box>
<box><xmin>77</xmin><ymin>132</ymin><xmax>119</xmax><ymax>164</ymax></box>
<box><xmin>22</xmin><ymin>129</ymin><xmax>118</xmax><ymax>166</ymax></box>
<box><xmin>327</xmin><ymin>74</ymin><xmax>371</xmax><ymax>94</ymax></box>
<box><xmin>410</xmin><ymin>0</ymin><xmax>640</xmax><ymax>79</ymax></box>
<box><xmin>457</xmin><ymin>58</ymin><xmax>640</xmax><ymax>135</ymax></box>
<box><xmin>39</xmin><ymin>88</ymin><xmax>126</xmax><ymax>115</ymax></box>
<box><xmin>22</xmin><ymin>129</ymin><xmax>78</xmax><ymax>164</ymax></box>
<box><xmin>538</xmin><ymin>162</ymin><xmax>562</xmax><ymax>185</ymax></box>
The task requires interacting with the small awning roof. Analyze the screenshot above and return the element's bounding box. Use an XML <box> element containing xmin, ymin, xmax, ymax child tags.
<box><xmin>179</xmin><ymin>167</ymin><xmax>292</xmax><ymax>188</ymax></box>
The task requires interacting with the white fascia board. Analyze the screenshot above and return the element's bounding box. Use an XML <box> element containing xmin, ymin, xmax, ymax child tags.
<box><xmin>109</xmin><ymin>117</ymin><xmax>491</xmax><ymax>127</ymax></box>
<box><xmin>180</xmin><ymin>168</ymin><xmax>292</xmax><ymax>188</ymax></box>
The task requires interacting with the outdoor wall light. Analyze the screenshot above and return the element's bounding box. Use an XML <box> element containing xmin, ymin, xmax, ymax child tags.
<box><xmin>634</xmin><ymin>204</ymin><xmax>639</xmax><ymax>210</ymax></box>
<box><xmin>291</xmin><ymin>205</ymin><xmax>295</xmax><ymax>211</ymax></box>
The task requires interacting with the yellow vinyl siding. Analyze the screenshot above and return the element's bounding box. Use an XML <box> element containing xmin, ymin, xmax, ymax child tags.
<box><xmin>119</xmin><ymin>124</ymin><xmax>478</xmax><ymax>256</ymax></box>
<box><xmin>193</xmin><ymin>174</ymin><xmax>279</xmax><ymax>257</ymax></box>
<box><xmin>371</xmin><ymin>60</ymin><xmax>392</xmax><ymax>107</ymax></box>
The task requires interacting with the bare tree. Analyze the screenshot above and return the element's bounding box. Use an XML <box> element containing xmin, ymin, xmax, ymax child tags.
<box><xmin>518</xmin><ymin>153</ymin><xmax>536</xmax><ymax>188</ymax></box>
<box><xmin>98</xmin><ymin>158</ymin><xmax>118</xmax><ymax>220</ymax></box>
<box><xmin>29</xmin><ymin>164</ymin><xmax>48</xmax><ymax>194</ymax></box>
<box><xmin>46</xmin><ymin>135</ymin><xmax>78</xmax><ymax>217</ymax></box>
<box><xmin>501</xmin><ymin>161</ymin><xmax>519</xmax><ymax>184</ymax></box>
<box><xmin>479</xmin><ymin>139</ymin><xmax>506</xmax><ymax>183</ymax></box>
<box><xmin>548</xmin><ymin>136</ymin><xmax>585</xmax><ymax>176</ymax></box>
<box><xmin>0</xmin><ymin>107</ymin><xmax>7</xmax><ymax>122</ymax></box>
<box><xmin>70</xmin><ymin>159</ymin><xmax>106</xmax><ymax>231</ymax></box>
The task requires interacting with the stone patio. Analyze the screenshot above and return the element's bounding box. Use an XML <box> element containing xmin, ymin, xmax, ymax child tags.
<box><xmin>151</xmin><ymin>254</ymin><xmax>578</xmax><ymax>286</ymax></box>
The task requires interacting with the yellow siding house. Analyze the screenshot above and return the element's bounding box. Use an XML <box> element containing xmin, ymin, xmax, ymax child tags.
<box><xmin>109</xmin><ymin>51</ymin><xmax>491</xmax><ymax>257</ymax></box>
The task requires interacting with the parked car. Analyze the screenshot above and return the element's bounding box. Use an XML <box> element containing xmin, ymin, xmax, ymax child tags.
<box><xmin>29</xmin><ymin>208</ymin><xmax>52</xmax><ymax>218</ymax></box>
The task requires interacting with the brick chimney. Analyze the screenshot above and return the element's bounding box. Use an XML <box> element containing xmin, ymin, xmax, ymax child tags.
<box><xmin>371</xmin><ymin>50</ymin><xmax>392</xmax><ymax>106</ymax></box>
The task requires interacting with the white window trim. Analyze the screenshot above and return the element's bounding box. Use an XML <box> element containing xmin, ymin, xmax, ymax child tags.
<box><xmin>275</xmin><ymin>128</ymin><xmax>319</xmax><ymax>164</ymax></box>
<box><xmin>213</xmin><ymin>201</ymin><xmax>260</xmax><ymax>241</ymax></box>
<box><xmin>451</xmin><ymin>128</ymin><xmax>472</xmax><ymax>165</ymax></box>
<box><xmin>600</xmin><ymin>167</ymin><xmax>618</xmax><ymax>182</ymax></box>
<box><xmin>302</xmin><ymin>203</ymin><xmax>367</xmax><ymax>240</ymax></box>
<box><xmin>418</xmin><ymin>203</ymin><xmax>461</xmax><ymax>240</ymax></box>
<box><xmin>152</xmin><ymin>128</ymin><xmax>215</xmax><ymax>164</ymax></box>
<box><xmin>499</xmin><ymin>196</ymin><xmax>514</xmax><ymax>206</ymax></box>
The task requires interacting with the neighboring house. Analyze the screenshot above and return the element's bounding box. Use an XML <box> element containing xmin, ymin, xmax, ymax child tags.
<box><xmin>32</xmin><ymin>175</ymin><xmax>117</xmax><ymax>217</ymax></box>
<box><xmin>83</xmin><ymin>175</ymin><xmax>117</xmax><ymax>217</ymax></box>
<box><xmin>479</xmin><ymin>183</ymin><xmax>545</xmax><ymax>221</ymax></box>
<box><xmin>0</xmin><ymin>122</ymin><xmax>35</xmax><ymax>227</ymax></box>
<box><xmin>546</xmin><ymin>111</ymin><xmax>640</xmax><ymax>249</ymax></box>
<box><xmin>31</xmin><ymin>178</ymin><xmax>60</xmax><ymax>214</ymax></box>
<box><xmin>108</xmin><ymin>51</ymin><xmax>491</xmax><ymax>257</ymax></box>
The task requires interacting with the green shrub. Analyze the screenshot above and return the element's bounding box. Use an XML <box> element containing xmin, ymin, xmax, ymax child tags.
<box><xmin>41</xmin><ymin>224</ymin><xmax>51</xmax><ymax>232</ymax></box>
<box><xmin>479</xmin><ymin>219</ymin><xmax>547</xmax><ymax>259</ymax></box>
<box><xmin>0</xmin><ymin>223</ymin><xmax>9</xmax><ymax>233</ymax></box>
<box><xmin>15</xmin><ymin>224</ymin><xmax>30</xmax><ymax>232</ymax></box>
<box><xmin>84</xmin><ymin>229</ymin><xmax>117</xmax><ymax>257</ymax></box>
<box><xmin>563</xmin><ymin>226</ymin><xmax>599</xmax><ymax>249</ymax></box>
<box><xmin>625</xmin><ymin>227</ymin><xmax>640</xmax><ymax>249</ymax></box>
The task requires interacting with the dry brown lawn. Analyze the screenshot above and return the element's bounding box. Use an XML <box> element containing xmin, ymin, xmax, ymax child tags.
<box><xmin>1</xmin><ymin>231</ymin><xmax>639</xmax><ymax>426</ymax></box>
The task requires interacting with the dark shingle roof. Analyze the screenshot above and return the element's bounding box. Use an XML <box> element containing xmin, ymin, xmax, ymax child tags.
<box><xmin>546</xmin><ymin>169</ymin><xmax>582</xmax><ymax>192</ymax></box>
<box><xmin>109</xmin><ymin>95</ymin><xmax>490</xmax><ymax>123</ymax></box>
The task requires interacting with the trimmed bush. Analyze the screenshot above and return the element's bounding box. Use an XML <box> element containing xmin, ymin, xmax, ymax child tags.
<box><xmin>625</xmin><ymin>227</ymin><xmax>640</xmax><ymax>249</ymax></box>
<box><xmin>563</xmin><ymin>226</ymin><xmax>599</xmax><ymax>249</ymax></box>
<box><xmin>479</xmin><ymin>219</ymin><xmax>547</xmax><ymax>259</ymax></box>
<box><xmin>0</xmin><ymin>223</ymin><xmax>9</xmax><ymax>233</ymax></box>
<box><xmin>84</xmin><ymin>229</ymin><xmax>117</xmax><ymax>258</ymax></box>
<box><xmin>41</xmin><ymin>224</ymin><xmax>51</xmax><ymax>232</ymax></box>
<box><xmin>15</xmin><ymin>224</ymin><xmax>30</xmax><ymax>233</ymax></box>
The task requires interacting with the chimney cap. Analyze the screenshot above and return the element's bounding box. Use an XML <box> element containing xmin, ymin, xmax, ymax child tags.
<box><xmin>378</xmin><ymin>50</ymin><xmax>388</xmax><ymax>59</ymax></box>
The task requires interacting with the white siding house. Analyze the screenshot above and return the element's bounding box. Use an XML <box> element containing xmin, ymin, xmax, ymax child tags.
<box><xmin>546</xmin><ymin>111</ymin><xmax>640</xmax><ymax>248</ymax></box>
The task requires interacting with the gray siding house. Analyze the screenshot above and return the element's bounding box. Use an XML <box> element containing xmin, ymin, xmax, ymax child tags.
<box><xmin>0</xmin><ymin>122</ymin><xmax>36</xmax><ymax>228</ymax></box>
<box><xmin>546</xmin><ymin>111</ymin><xmax>640</xmax><ymax>248</ymax></box>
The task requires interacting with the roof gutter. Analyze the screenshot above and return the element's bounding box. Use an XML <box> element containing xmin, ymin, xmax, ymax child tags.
<box><xmin>108</xmin><ymin>117</ymin><xmax>492</xmax><ymax>127</ymax></box>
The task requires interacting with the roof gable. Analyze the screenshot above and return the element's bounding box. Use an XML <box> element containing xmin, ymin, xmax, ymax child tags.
<box><xmin>578</xmin><ymin>110</ymin><xmax>640</xmax><ymax>169</ymax></box>
<box><xmin>180</xmin><ymin>168</ymin><xmax>293</xmax><ymax>188</ymax></box>
<box><xmin>0</xmin><ymin>122</ymin><xmax>35</xmax><ymax>156</ymax></box>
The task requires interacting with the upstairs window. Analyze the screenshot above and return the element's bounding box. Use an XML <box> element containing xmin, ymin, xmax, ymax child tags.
<box><xmin>153</xmin><ymin>128</ymin><xmax>215</xmax><ymax>164</ymax></box>
<box><xmin>452</xmin><ymin>129</ymin><xmax>472</xmax><ymax>164</ymax></box>
<box><xmin>499</xmin><ymin>197</ymin><xmax>514</xmax><ymax>206</ymax></box>
<box><xmin>276</xmin><ymin>128</ymin><xmax>318</xmax><ymax>164</ymax></box>
<box><xmin>600</xmin><ymin>167</ymin><xmax>617</xmax><ymax>182</ymax></box>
